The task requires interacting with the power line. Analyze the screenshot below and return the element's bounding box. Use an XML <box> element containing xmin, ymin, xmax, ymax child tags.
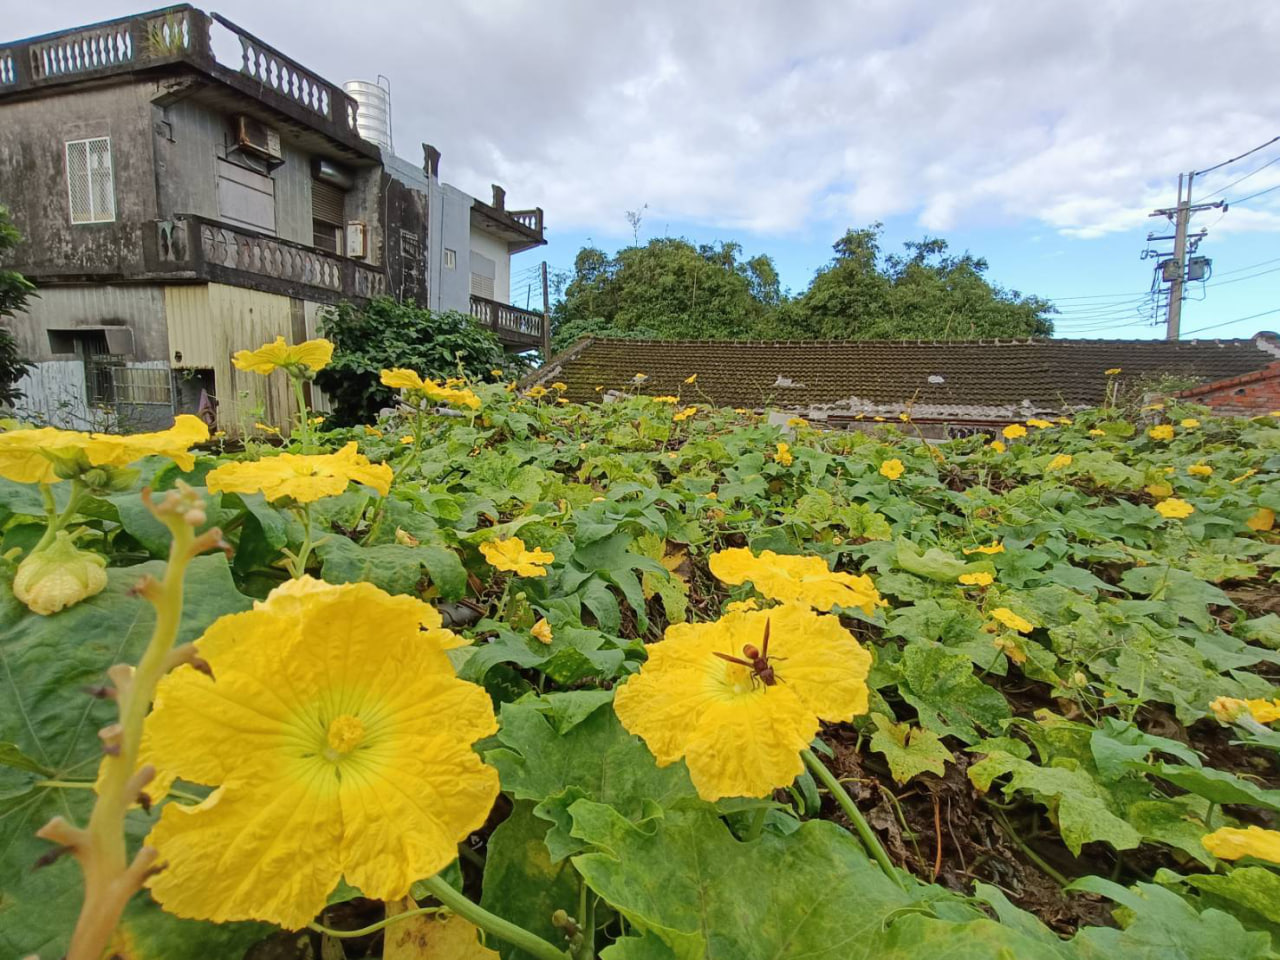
<box><xmin>1196</xmin><ymin>155</ymin><xmax>1280</xmax><ymax>200</ymax></box>
<box><xmin>1194</xmin><ymin>135</ymin><xmax>1280</xmax><ymax>176</ymax></box>
<box><xmin>1205</xmin><ymin>264</ymin><xmax>1280</xmax><ymax>289</ymax></box>
<box><xmin>1213</xmin><ymin>255</ymin><xmax>1280</xmax><ymax>277</ymax></box>
<box><xmin>1226</xmin><ymin>182</ymin><xmax>1280</xmax><ymax>207</ymax></box>
<box><xmin>1181</xmin><ymin>306</ymin><xmax>1280</xmax><ymax>336</ymax></box>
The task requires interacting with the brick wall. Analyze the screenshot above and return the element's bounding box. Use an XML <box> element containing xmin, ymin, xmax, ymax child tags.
<box><xmin>1176</xmin><ymin>362</ymin><xmax>1280</xmax><ymax>416</ymax></box>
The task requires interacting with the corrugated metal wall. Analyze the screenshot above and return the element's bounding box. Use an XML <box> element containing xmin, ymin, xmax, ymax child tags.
<box><xmin>164</xmin><ymin>283</ymin><xmax>297</xmax><ymax>435</ymax></box>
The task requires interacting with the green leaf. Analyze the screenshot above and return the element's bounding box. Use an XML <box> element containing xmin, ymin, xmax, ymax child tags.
<box><xmin>1169</xmin><ymin>866</ymin><xmax>1280</xmax><ymax>925</ymax></box>
<box><xmin>968</xmin><ymin>752</ymin><xmax>1142</xmax><ymax>855</ymax></box>
<box><xmin>879</xmin><ymin>913</ymin><xmax>1073</xmax><ymax>960</ymax></box>
<box><xmin>480</xmin><ymin>802</ymin><xmax>580</xmax><ymax>960</ymax></box>
<box><xmin>569</xmin><ymin>801</ymin><xmax>918</xmax><ymax>960</ymax></box>
<box><xmin>897</xmin><ymin>644</ymin><xmax>1011</xmax><ymax>744</ymax></box>
<box><xmin>0</xmin><ymin>555</ymin><xmax>250</xmax><ymax>959</ymax></box>
<box><xmin>0</xmin><ymin>741</ymin><xmax>52</xmax><ymax>777</ymax></box>
<box><xmin>895</xmin><ymin>539</ymin><xmax>973</xmax><ymax>581</ymax></box>
<box><xmin>868</xmin><ymin>713</ymin><xmax>951</xmax><ymax>784</ymax></box>
<box><xmin>1134</xmin><ymin>762</ymin><xmax>1280</xmax><ymax>812</ymax></box>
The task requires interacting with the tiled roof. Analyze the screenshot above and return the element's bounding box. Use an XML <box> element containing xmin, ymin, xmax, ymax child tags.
<box><xmin>529</xmin><ymin>335</ymin><xmax>1280</xmax><ymax>419</ymax></box>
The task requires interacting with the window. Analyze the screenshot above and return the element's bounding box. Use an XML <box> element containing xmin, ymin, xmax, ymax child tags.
<box><xmin>470</xmin><ymin>251</ymin><xmax>496</xmax><ymax>299</ymax></box>
<box><xmin>66</xmin><ymin>137</ymin><xmax>115</xmax><ymax>224</ymax></box>
<box><xmin>400</xmin><ymin>230</ymin><xmax>423</xmax><ymax>300</ymax></box>
<box><xmin>311</xmin><ymin>179</ymin><xmax>346</xmax><ymax>253</ymax></box>
<box><xmin>443</xmin><ymin>248</ymin><xmax>456</xmax><ymax>270</ymax></box>
<box><xmin>216</xmin><ymin>159</ymin><xmax>276</xmax><ymax>233</ymax></box>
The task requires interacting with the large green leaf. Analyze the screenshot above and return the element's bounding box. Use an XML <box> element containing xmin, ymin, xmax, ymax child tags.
<box><xmin>896</xmin><ymin>644</ymin><xmax>1010</xmax><ymax>744</ymax></box>
<box><xmin>569</xmin><ymin>801</ymin><xmax>929</xmax><ymax>960</ymax></box>
<box><xmin>868</xmin><ymin>713</ymin><xmax>952</xmax><ymax>784</ymax></box>
<box><xmin>0</xmin><ymin>555</ymin><xmax>251</xmax><ymax>958</ymax></box>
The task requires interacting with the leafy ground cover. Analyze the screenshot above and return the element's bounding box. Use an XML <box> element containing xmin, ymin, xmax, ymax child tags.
<box><xmin>2</xmin><ymin>366</ymin><xmax>1280</xmax><ymax>960</ymax></box>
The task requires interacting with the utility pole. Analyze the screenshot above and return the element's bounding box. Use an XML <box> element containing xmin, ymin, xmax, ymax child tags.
<box><xmin>1148</xmin><ymin>172</ymin><xmax>1223</xmax><ymax>340</ymax></box>
<box><xmin>540</xmin><ymin>260</ymin><xmax>551</xmax><ymax>357</ymax></box>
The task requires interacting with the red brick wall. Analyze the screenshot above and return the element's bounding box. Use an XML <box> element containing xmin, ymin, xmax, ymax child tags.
<box><xmin>1181</xmin><ymin>363</ymin><xmax>1280</xmax><ymax>416</ymax></box>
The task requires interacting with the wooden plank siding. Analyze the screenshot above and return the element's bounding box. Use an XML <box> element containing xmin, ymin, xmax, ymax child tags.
<box><xmin>164</xmin><ymin>282</ymin><xmax>298</xmax><ymax>436</ymax></box>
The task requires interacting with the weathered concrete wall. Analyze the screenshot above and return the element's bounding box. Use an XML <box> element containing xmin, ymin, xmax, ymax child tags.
<box><xmin>470</xmin><ymin>228</ymin><xmax>511</xmax><ymax>305</ymax></box>
<box><xmin>383</xmin><ymin>172</ymin><xmax>428</xmax><ymax>305</ymax></box>
<box><xmin>0</xmin><ymin>80</ymin><xmax>159</xmax><ymax>279</ymax></box>
<box><xmin>7</xmin><ymin>284</ymin><xmax>170</xmax><ymax>363</ymax></box>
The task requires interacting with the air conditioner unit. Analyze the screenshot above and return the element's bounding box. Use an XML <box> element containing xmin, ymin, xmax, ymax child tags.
<box><xmin>346</xmin><ymin>221</ymin><xmax>367</xmax><ymax>258</ymax></box>
<box><xmin>237</xmin><ymin>116</ymin><xmax>282</xmax><ymax>161</ymax></box>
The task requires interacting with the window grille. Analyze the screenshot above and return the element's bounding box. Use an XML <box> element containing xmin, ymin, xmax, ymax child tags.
<box><xmin>66</xmin><ymin>137</ymin><xmax>116</xmax><ymax>224</ymax></box>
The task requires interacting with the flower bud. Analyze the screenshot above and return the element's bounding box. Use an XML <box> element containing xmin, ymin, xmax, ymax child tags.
<box><xmin>13</xmin><ymin>532</ymin><xmax>108</xmax><ymax>616</ymax></box>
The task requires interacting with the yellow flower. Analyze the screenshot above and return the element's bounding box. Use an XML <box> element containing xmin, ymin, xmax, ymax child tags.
<box><xmin>364</xmin><ymin>425</ymin><xmax>383</xmax><ymax>438</ymax></box>
<box><xmin>705</xmin><ymin>491</ymin><xmax>719</xmax><ymax>500</ymax></box>
<box><xmin>1046</xmin><ymin>454</ymin><xmax>1073</xmax><ymax>471</ymax></box>
<box><xmin>990</xmin><ymin>440</ymin><xmax>1006</xmax><ymax>453</ymax></box>
<box><xmin>1148</xmin><ymin>424</ymin><xmax>1175</xmax><ymax>442</ymax></box>
<box><xmin>898</xmin><ymin>412</ymin><xmax>911</xmax><ymax>422</ymax></box>
<box><xmin>652</xmin><ymin>395</ymin><xmax>679</xmax><ymax>404</ymax></box>
<box><xmin>1231</xmin><ymin>469</ymin><xmax>1258</xmax><ymax>484</ymax></box>
<box><xmin>1180</xmin><ymin>418</ymin><xmax>1200</xmax><ymax>429</ymax></box>
<box><xmin>1026</xmin><ymin>419</ymin><xmax>1054</xmax><ymax>429</ymax></box>
<box><xmin>735</xmin><ymin>408</ymin><xmax>750</xmax><ymax>414</ymax></box>
<box><xmin>958</xmin><ymin>572</ymin><xmax>994</xmax><ymax>587</ymax></box>
<box><xmin>1188</xmin><ymin>464</ymin><xmax>1213</xmax><ymax>477</ymax></box>
<box><xmin>490</xmin><ymin>369</ymin><xmax>505</xmax><ymax>378</ymax></box>
<box><xmin>1209</xmin><ymin>696</ymin><xmax>1280</xmax><ymax>724</ymax></box>
<box><xmin>1088</xmin><ymin>429</ymin><xmax>1106</xmax><ymax>437</ymax></box>
<box><xmin>1145</xmin><ymin>481</ymin><xmax>1173</xmax><ymax>498</ymax></box>
<box><xmin>1143</xmin><ymin>403</ymin><xmax>1165</xmax><ymax>412</ymax></box>
<box><xmin>786</xmin><ymin>417</ymin><xmax>808</xmax><ymax>428</ymax></box>
<box><xmin>400</xmin><ymin>435</ymin><xmax>415</xmax><ymax>445</ymax></box>
<box><xmin>725</xmin><ymin>598</ymin><xmax>759</xmax><ymax>614</ymax></box>
<box><xmin>879</xmin><ymin>458</ymin><xmax>904</xmax><ymax>480</ymax></box>
<box><xmin>684</xmin><ymin>374</ymin><xmax>698</xmax><ymax>384</ymax></box>
<box><xmin>873</xmin><ymin>416</ymin><xmax>886</xmax><ymax>422</ymax></box>
<box><xmin>633</xmin><ymin>373</ymin><xmax>648</xmax><ymax>382</ymax></box>
<box><xmin>613</xmin><ymin>604</ymin><xmax>871</xmax><ymax>800</ymax></box>
<box><xmin>991</xmin><ymin>607</ymin><xmax>1035</xmax><ymax>633</ymax></box>
<box><xmin>1247</xmin><ymin>507</ymin><xmax>1276</xmax><ymax>532</ymax></box>
<box><xmin>673</xmin><ymin>406</ymin><xmax>698</xmax><ymax>422</ymax></box>
<box><xmin>232</xmin><ymin>336</ymin><xmax>333</xmax><ymax>375</ymax></box>
<box><xmin>0</xmin><ymin>416</ymin><xmax>210</xmax><ymax>485</ymax></box>
<box><xmin>254</xmin><ymin>422</ymin><xmax>280</xmax><ymax>436</ymax></box>
<box><xmin>381</xmin><ymin>369</ymin><xmax>427</xmax><ymax>391</ymax></box>
<box><xmin>394</xmin><ymin>527</ymin><xmax>420</xmax><ymax>547</ymax></box>
<box><xmin>709</xmin><ymin>547</ymin><xmax>881</xmax><ymax>614</ymax></box>
<box><xmin>992</xmin><ymin>636</ymin><xmax>1027</xmax><ymax>664</ymax></box>
<box><xmin>13</xmin><ymin>531</ymin><xmax>108</xmax><ymax>615</ymax></box>
<box><xmin>556</xmin><ymin>397</ymin><xmax>569</xmax><ymax>405</ymax></box>
<box><xmin>1002</xmin><ymin>424</ymin><xmax>1027</xmax><ymax>439</ymax></box>
<box><xmin>141</xmin><ymin>578</ymin><xmax>497</xmax><ymax>927</ymax></box>
<box><xmin>774</xmin><ymin>442</ymin><xmax>793</xmax><ymax>466</ymax></box>
<box><xmin>551</xmin><ymin>382</ymin><xmax>568</xmax><ymax>392</ymax></box>
<box><xmin>206</xmin><ymin>443</ymin><xmax>392</xmax><ymax>503</ymax></box>
<box><xmin>309</xmin><ymin>416</ymin><xmax>325</xmax><ymax>426</ymax></box>
<box><xmin>531</xmin><ymin>618</ymin><xmax>553</xmax><ymax>645</ymax></box>
<box><xmin>382</xmin><ymin>369</ymin><xmax>482</xmax><ymax>410</ymax></box>
<box><xmin>527</xmin><ymin>386</ymin><xmax>549</xmax><ymax>399</ymax></box>
<box><xmin>1056</xmin><ymin>417</ymin><xmax>1073</xmax><ymax>425</ymax></box>
<box><xmin>963</xmin><ymin>541</ymin><xmax>1004</xmax><ymax>555</ymax></box>
<box><xmin>1105</xmin><ymin>367</ymin><xmax>1122</xmax><ymax>376</ymax></box>
<box><xmin>1155</xmin><ymin>498</ymin><xmax>1194</xmax><ymax>519</ymax></box>
<box><xmin>479</xmin><ymin>537</ymin><xmax>554</xmax><ymax>577</ymax></box>
<box><xmin>1201</xmin><ymin>826</ymin><xmax>1280</xmax><ymax>865</ymax></box>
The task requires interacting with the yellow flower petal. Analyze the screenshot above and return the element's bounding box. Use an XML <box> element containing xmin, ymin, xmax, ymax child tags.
<box><xmin>962</xmin><ymin>541</ymin><xmax>1005</xmax><ymax>555</ymax></box>
<box><xmin>1188</xmin><ymin>464</ymin><xmax>1213</xmax><ymax>477</ymax></box>
<box><xmin>1002</xmin><ymin>424</ymin><xmax>1027</xmax><ymax>439</ymax></box>
<box><xmin>991</xmin><ymin>607</ymin><xmax>1035</xmax><ymax>633</ymax></box>
<box><xmin>1046</xmin><ymin>454</ymin><xmax>1073</xmax><ymax>471</ymax></box>
<box><xmin>1210</xmin><ymin>696</ymin><xmax>1280</xmax><ymax>724</ymax></box>
<box><xmin>1148</xmin><ymin>424</ymin><xmax>1175</xmax><ymax>442</ymax></box>
<box><xmin>1155</xmin><ymin>497</ymin><xmax>1194</xmax><ymax>519</ymax></box>
<box><xmin>1202</xmin><ymin>826</ymin><xmax>1280</xmax><ymax>864</ymax></box>
<box><xmin>774</xmin><ymin>442</ymin><xmax>793</xmax><ymax>466</ymax></box>
<box><xmin>958</xmin><ymin>572</ymin><xmax>994</xmax><ymax>587</ymax></box>
<box><xmin>879</xmin><ymin>458</ymin><xmax>904</xmax><ymax>480</ymax></box>
<box><xmin>531</xmin><ymin>618</ymin><xmax>553</xmax><ymax>644</ymax></box>
<box><xmin>143</xmin><ymin>578</ymin><xmax>497</xmax><ymax>927</ymax></box>
<box><xmin>233</xmin><ymin>336</ymin><xmax>333</xmax><ymax>375</ymax></box>
<box><xmin>480</xmin><ymin>537</ymin><xmax>554</xmax><ymax>577</ymax></box>
<box><xmin>1246</xmin><ymin>507</ymin><xmax>1275</xmax><ymax>532</ymax></box>
<box><xmin>709</xmin><ymin>547</ymin><xmax>881</xmax><ymax>614</ymax></box>
<box><xmin>206</xmin><ymin>443</ymin><xmax>392</xmax><ymax>503</ymax></box>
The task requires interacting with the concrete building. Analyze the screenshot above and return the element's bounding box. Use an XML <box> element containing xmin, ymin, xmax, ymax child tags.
<box><xmin>0</xmin><ymin>6</ymin><xmax>547</xmax><ymax>433</ymax></box>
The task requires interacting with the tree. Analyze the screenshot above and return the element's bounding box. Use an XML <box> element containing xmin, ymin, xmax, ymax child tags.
<box><xmin>315</xmin><ymin>298</ymin><xmax>513</xmax><ymax>425</ymax></box>
<box><xmin>0</xmin><ymin>205</ymin><xmax>34</xmax><ymax>404</ymax></box>
<box><xmin>791</xmin><ymin>224</ymin><xmax>1053</xmax><ymax>340</ymax></box>
<box><xmin>550</xmin><ymin>239</ymin><xmax>782</xmax><ymax>351</ymax></box>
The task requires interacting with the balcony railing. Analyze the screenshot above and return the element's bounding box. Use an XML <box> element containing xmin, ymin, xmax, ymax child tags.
<box><xmin>508</xmin><ymin>208</ymin><xmax>544</xmax><ymax>234</ymax></box>
<box><xmin>149</xmin><ymin>216</ymin><xmax>386</xmax><ymax>302</ymax></box>
<box><xmin>470</xmin><ymin>295</ymin><xmax>546</xmax><ymax>350</ymax></box>
<box><xmin>0</xmin><ymin>7</ymin><xmax>368</xmax><ymax>153</ymax></box>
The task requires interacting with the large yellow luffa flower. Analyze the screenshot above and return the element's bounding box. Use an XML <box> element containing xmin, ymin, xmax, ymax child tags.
<box><xmin>206</xmin><ymin>443</ymin><xmax>392</xmax><ymax>503</ymax></box>
<box><xmin>479</xmin><ymin>537</ymin><xmax>555</xmax><ymax>577</ymax></box>
<box><xmin>380</xmin><ymin>369</ymin><xmax>481</xmax><ymax>410</ymax></box>
<box><xmin>232</xmin><ymin>336</ymin><xmax>333</xmax><ymax>375</ymax></box>
<box><xmin>1201</xmin><ymin>826</ymin><xmax>1280</xmax><ymax>864</ymax></box>
<box><xmin>614</xmin><ymin>604</ymin><xmax>872</xmax><ymax>801</ymax></box>
<box><xmin>709</xmin><ymin>547</ymin><xmax>881</xmax><ymax>614</ymax></box>
<box><xmin>0</xmin><ymin>415</ymin><xmax>209</xmax><ymax>484</ymax></box>
<box><xmin>142</xmin><ymin>578</ymin><xmax>497</xmax><ymax>928</ymax></box>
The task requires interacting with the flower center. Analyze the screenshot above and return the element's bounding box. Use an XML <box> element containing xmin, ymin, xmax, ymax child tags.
<box><xmin>325</xmin><ymin>714</ymin><xmax>365</xmax><ymax>758</ymax></box>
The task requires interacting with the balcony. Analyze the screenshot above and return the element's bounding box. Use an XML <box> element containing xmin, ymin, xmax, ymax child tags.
<box><xmin>148</xmin><ymin>216</ymin><xmax>386</xmax><ymax>302</ymax></box>
<box><xmin>470</xmin><ymin>295</ymin><xmax>547</xmax><ymax>351</ymax></box>
<box><xmin>0</xmin><ymin>6</ymin><xmax>375</xmax><ymax>158</ymax></box>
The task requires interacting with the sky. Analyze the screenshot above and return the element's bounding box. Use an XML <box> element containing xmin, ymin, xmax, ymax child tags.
<box><xmin>7</xmin><ymin>1</ymin><xmax>1280</xmax><ymax>340</ymax></box>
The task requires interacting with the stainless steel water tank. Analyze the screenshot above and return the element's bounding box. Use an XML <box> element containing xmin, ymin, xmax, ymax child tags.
<box><xmin>343</xmin><ymin>79</ymin><xmax>392</xmax><ymax>151</ymax></box>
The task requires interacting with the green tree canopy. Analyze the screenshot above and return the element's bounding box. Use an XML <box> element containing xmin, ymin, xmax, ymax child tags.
<box><xmin>551</xmin><ymin>224</ymin><xmax>1053</xmax><ymax>351</ymax></box>
<box><xmin>0</xmin><ymin>205</ymin><xmax>35</xmax><ymax>404</ymax></box>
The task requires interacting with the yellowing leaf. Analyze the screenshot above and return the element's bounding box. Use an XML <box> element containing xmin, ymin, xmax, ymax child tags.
<box><xmin>384</xmin><ymin>899</ymin><xmax>500</xmax><ymax>959</ymax></box>
<box><xmin>869</xmin><ymin>713</ymin><xmax>951</xmax><ymax>784</ymax></box>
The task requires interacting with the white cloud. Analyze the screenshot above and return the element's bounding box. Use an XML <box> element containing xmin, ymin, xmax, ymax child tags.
<box><xmin>7</xmin><ymin>0</ymin><xmax>1280</xmax><ymax>242</ymax></box>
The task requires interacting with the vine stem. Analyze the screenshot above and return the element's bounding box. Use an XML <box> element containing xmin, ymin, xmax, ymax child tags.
<box><xmin>34</xmin><ymin>479</ymin><xmax>89</xmax><ymax>552</ymax></box>
<box><xmin>802</xmin><ymin>749</ymin><xmax>905</xmax><ymax>889</ymax></box>
<box><xmin>291</xmin><ymin>373</ymin><xmax>313</xmax><ymax>453</ymax></box>
<box><xmin>416</xmin><ymin>874</ymin><xmax>571</xmax><ymax>960</ymax></box>
<box><xmin>308</xmin><ymin>905</ymin><xmax>450</xmax><ymax>939</ymax></box>
<box><xmin>38</xmin><ymin>486</ymin><xmax>225</xmax><ymax>960</ymax></box>
<box><xmin>286</xmin><ymin>503</ymin><xmax>316</xmax><ymax>578</ymax></box>
<box><xmin>988</xmin><ymin>805</ymin><xmax>1069</xmax><ymax>887</ymax></box>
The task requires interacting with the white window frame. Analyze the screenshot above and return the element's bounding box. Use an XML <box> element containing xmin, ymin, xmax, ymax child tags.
<box><xmin>443</xmin><ymin>248</ymin><xmax>456</xmax><ymax>270</ymax></box>
<box><xmin>65</xmin><ymin>137</ymin><xmax>116</xmax><ymax>224</ymax></box>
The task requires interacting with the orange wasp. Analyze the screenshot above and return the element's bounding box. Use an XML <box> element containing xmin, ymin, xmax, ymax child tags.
<box><xmin>714</xmin><ymin>619</ymin><xmax>780</xmax><ymax>687</ymax></box>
